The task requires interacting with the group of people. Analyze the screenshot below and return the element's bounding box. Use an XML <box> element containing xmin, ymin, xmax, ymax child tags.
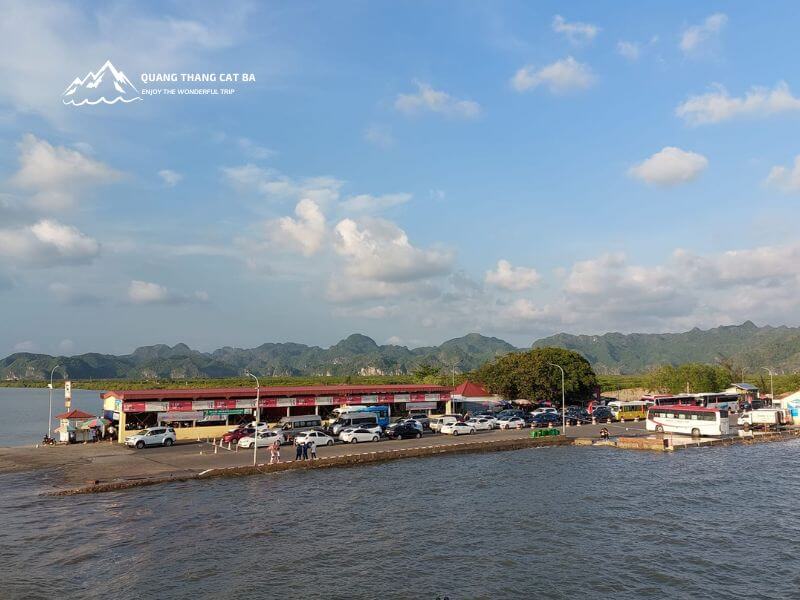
<box><xmin>266</xmin><ymin>437</ymin><xmax>318</xmax><ymax>464</ymax></box>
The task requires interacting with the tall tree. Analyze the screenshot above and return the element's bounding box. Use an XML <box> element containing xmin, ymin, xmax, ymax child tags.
<box><xmin>475</xmin><ymin>347</ymin><xmax>597</xmax><ymax>402</ymax></box>
<box><xmin>645</xmin><ymin>363</ymin><xmax>732</xmax><ymax>394</ymax></box>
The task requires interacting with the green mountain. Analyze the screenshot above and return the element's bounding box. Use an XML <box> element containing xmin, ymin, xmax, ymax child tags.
<box><xmin>0</xmin><ymin>333</ymin><xmax>516</xmax><ymax>381</ymax></box>
<box><xmin>532</xmin><ymin>321</ymin><xmax>800</xmax><ymax>374</ymax></box>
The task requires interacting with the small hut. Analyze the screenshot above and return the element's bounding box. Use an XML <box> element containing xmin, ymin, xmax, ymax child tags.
<box><xmin>54</xmin><ymin>409</ymin><xmax>95</xmax><ymax>443</ymax></box>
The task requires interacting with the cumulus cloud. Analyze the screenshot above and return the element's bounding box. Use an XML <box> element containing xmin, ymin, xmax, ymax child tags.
<box><xmin>266</xmin><ymin>199</ymin><xmax>327</xmax><ymax>256</ymax></box>
<box><xmin>222</xmin><ymin>164</ymin><xmax>343</xmax><ymax>206</ymax></box>
<box><xmin>485</xmin><ymin>259</ymin><xmax>541</xmax><ymax>291</ymax></box>
<box><xmin>333</xmin><ymin>218</ymin><xmax>453</xmax><ymax>283</ymax></box>
<box><xmin>340</xmin><ymin>193</ymin><xmax>411</xmax><ymax>213</ymax></box>
<box><xmin>552</xmin><ymin>15</ymin><xmax>599</xmax><ymax>44</ymax></box>
<box><xmin>11</xmin><ymin>134</ymin><xmax>121</xmax><ymax>209</ymax></box>
<box><xmin>680</xmin><ymin>13</ymin><xmax>727</xmax><ymax>55</ymax></box>
<box><xmin>394</xmin><ymin>80</ymin><xmax>481</xmax><ymax>119</ymax></box>
<box><xmin>765</xmin><ymin>155</ymin><xmax>800</xmax><ymax>193</ymax></box>
<box><xmin>158</xmin><ymin>169</ymin><xmax>183</xmax><ymax>186</ymax></box>
<box><xmin>676</xmin><ymin>82</ymin><xmax>800</xmax><ymax>125</ymax></box>
<box><xmin>628</xmin><ymin>147</ymin><xmax>708</xmax><ymax>186</ymax></box>
<box><xmin>128</xmin><ymin>280</ymin><xmax>208</xmax><ymax>305</ymax></box>
<box><xmin>511</xmin><ymin>57</ymin><xmax>596</xmax><ymax>94</ymax></box>
<box><xmin>0</xmin><ymin>219</ymin><xmax>100</xmax><ymax>267</ymax></box>
<box><xmin>617</xmin><ymin>41</ymin><xmax>640</xmax><ymax>61</ymax></box>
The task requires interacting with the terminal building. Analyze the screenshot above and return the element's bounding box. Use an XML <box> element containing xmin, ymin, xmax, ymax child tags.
<box><xmin>103</xmin><ymin>384</ymin><xmax>452</xmax><ymax>443</ymax></box>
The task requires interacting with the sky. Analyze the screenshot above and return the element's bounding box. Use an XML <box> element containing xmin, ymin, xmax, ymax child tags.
<box><xmin>2</xmin><ymin>0</ymin><xmax>800</xmax><ymax>356</ymax></box>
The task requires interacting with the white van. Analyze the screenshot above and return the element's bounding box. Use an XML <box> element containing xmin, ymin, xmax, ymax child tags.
<box><xmin>429</xmin><ymin>415</ymin><xmax>459</xmax><ymax>432</ymax></box>
<box><xmin>330</xmin><ymin>412</ymin><xmax>379</xmax><ymax>435</ymax></box>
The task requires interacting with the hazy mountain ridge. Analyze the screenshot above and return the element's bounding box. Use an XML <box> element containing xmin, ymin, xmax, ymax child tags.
<box><xmin>3</xmin><ymin>323</ymin><xmax>800</xmax><ymax>380</ymax></box>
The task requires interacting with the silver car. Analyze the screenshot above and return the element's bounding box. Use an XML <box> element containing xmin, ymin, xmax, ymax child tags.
<box><xmin>125</xmin><ymin>426</ymin><xmax>177</xmax><ymax>449</ymax></box>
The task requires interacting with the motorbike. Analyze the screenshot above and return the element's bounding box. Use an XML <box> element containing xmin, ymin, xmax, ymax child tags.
<box><xmin>42</xmin><ymin>435</ymin><xmax>56</xmax><ymax>446</ymax></box>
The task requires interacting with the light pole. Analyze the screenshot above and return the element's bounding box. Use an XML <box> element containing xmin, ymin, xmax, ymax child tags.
<box><xmin>761</xmin><ymin>367</ymin><xmax>774</xmax><ymax>405</ymax></box>
<box><xmin>46</xmin><ymin>364</ymin><xmax>62</xmax><ymax>440</ymax></box>
<box><xmin>245</xmin><ymin>371</ymin><xmax>260</xmax><ymax>466</ymax></box>
<box><xmin>548</xmin><ymin>362</ymin><xmax>566</xmax><ymax>433</ymax></box>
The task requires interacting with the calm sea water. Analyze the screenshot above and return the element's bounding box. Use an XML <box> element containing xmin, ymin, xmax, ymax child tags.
<box><xmin>0</xmin><ymin>387</ymin><xmax>103</xmax><ymax>446</ymax></box>
<box><xmin>2</xmin><ymin>439</ymin><xmax>800</xmax><ymax>599</ymax></box>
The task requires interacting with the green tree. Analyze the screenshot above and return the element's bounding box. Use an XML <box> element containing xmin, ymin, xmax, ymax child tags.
<box><xmin>645</xmin><ymin>363</ymin><xmax>732</xmax><ymax>394</ymax></box>
<box><xmin>411</xmin><ymin>362</ymin><xmax>441</xmax><ymax>383</ymax></box>
<box><xmin>474</xmin><ymin>347</ymin><xmax>597</xmax><ymax>402</ymax></box>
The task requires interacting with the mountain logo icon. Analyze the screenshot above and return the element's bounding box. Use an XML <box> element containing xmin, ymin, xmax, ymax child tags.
<box><xmin>62</xmin><ymin>60</ymin><xmax>141</xmax><ymax>106</ymax></box>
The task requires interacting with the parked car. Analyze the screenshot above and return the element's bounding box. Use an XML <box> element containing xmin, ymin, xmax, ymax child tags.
<box><xmin>531</xmin><ymin>407</ymin><xmax>558</xmax><ymax>416</ymax></box>
<box><xmin>497</xmin><ymin>416</ymin><xmax>526</xmax><ymax>430</ymax></box>
<box><xmin>125</xmin><ymin>426</ymin><xmax>177</xmax><ymax>449</ymax></box>
<box><xmin>530</xmin><ymin>413</ymin><xmax>560</xmax><ymax>428</ymax></box>
<box><xmin>407</xmin><ymin>414</ymin><xmax>431</xmax><ymax>430</ymax></box>
<box><xmin>465</xmin><ymin>418</ymin><xmax>494</xmax><ymax>431</ymax></box>
<box><xmin>386</xmin><ymin>423</ymin><xmax>423</xmax><ymax>440</ymax></box>
<box><xmin>340</xmin><ymin>423</ymin><xmax>383</xmax><ymax>437</ymax></box>
<box><xmin>238</xmin><ymin>430</ymin><xmax>285</xmax><ymax>449</ymax></box>
<box><xmin>228</xmin><ymin>421</ymin><xmax>267</xmax><ymax>432</ymax></box>
<box><xmin>294</xmin><ymin>429</ymin><xmax>335</xmax><ymax>447</ymax></box>
<box><xmin>400</xmin><ymin>419</ymin><xmax>423</xmax><ymax>432</ymax></box>
<box><xmin>340</xmin><ymin>428</ymin><xmax>381</xmax><ymax>444</ymax></box>
<box><xmin>430</xmin><ymin>415</ymin><xmax>460</xmax><ymax>432</ymax></box>
<box><xmin>591</xmin><ymin>406</ymin><xmax>613</xmax><ymax>421</ymax></box>
<box><xmin>440</xmin><ymin>421</ymin><xmax>476</xmax><ymax>435</ymax></box>
<box><xmin>565</xmin><ymin>409</ymin><xmax>591</xmax><ymax>425</ymax></box>
<box><xmin>221</xmin><ymin>427</ymin><xmax>255</xmax><ymax>445</ymax></box>
<box><xmin>495</xmin><ymin>409</ymin><xmax>526</xmax><ymax>420</ymax></box>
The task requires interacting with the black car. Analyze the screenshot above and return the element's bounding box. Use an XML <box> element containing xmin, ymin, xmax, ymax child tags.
<box><xmin>564</xmin><ymin>409</ymin><xmax>591</xmax><ymax>425</ymax></box>
<box><xmin>592</xmin><ymin>406</ymin><xmax>613</xmax><ymax>421</ymax></box>
<box><xmin>530</xmin><ymin>413</ymin><xmax>560</xmax><ymax>428</ymax></box>
<box><xmin>386</xmin><ymin>423</ymin><xmax>423</xmax><ymax>440</ymax></box>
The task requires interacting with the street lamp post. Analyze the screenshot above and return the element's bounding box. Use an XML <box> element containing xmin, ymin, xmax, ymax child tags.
<box><xmin>46</xmin><ymin>364</ymin><xmax>61</xmax><ymax>440</ymax></box>
<box><xmin>245</xmin><ymin>371</ymin><xmax>260</xmax><ymax>466</ymax></box>
<box><xmin>548</xmin><ymin>362</ymin><xmax>566</xmax><ymax>433</ymax></box>
<box><xmin>761</xmin><ymin>367</ymin><xmax>774</xmax><ymax>405</ymax></box>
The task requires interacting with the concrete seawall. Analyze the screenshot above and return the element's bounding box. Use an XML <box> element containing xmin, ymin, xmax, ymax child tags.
<box><xmin>49</xmin><ymin>434</ymin><xmax>572</xmax><ymax>496</ymax></box>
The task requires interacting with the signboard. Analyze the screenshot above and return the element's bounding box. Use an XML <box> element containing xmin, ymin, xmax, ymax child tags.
<box><xmin>207</xmin><ymin>409</ymin><xmax>247</xmax><ymax>416</ymax></box>
<box><xmin>158</xmin><ymin>411</ymin><xmax>204</xmax><ymax>422</ymax></box>
<box><xmin>64</xmin><ymin>380</ymin><xmax>72</xmax><ymax>409</ymax></box>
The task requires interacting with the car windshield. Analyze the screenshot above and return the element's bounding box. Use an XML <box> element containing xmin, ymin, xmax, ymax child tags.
<box><xmin>135</xmin><ymin>430</ymin><xmax>148</xmax><ymax>435</ymax></box>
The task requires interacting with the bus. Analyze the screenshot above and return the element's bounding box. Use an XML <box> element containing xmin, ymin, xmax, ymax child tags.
<box><xmin>607</xmin><ymin>401</ymin><xmax>648</xmax><ymax>421</ymax></box>
<box><xmin>645</xmin><ymin>393</ymin><xmax>739</xmax><ymax>411</ymax></box>
<box><xmin>361</xmin><ymin>405</ymin><xmax>390</xmax><ymax>427</ymax></box>
<box><xmin>646</xmin><ymin>405</ymin><xmax>730</xmax><ymax>437</ymax></box>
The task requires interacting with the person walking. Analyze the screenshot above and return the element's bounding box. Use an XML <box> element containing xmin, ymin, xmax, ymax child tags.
<box><xmin>309</xmin><ymin>439</ymin><xmax>317</xmax><ymax>460</ymax></box>
<box><xmin>301</xmin><ymin>440</ymin><xmax>309</xmax><ymax>460</ymax></box>
<box><xmin>270</xmin><ymin>439</ymin><xmax>281</xmax><ymax>464</ymax></box>
<box><xmin>294</xmin><ymin>438</ymin><xmax>303</xmax><ymax>461</ymax></box>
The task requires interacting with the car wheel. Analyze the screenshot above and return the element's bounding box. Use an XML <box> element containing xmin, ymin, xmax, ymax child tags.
<box><xmin>453</xmin><ymin>430</ymin><xmax>459</xmax><ymax>436</ymax></box>
<box><xmin>470</xmin><ymin>429</ymin><xmax>475</xmax><ymax>434</ymax></box>
<box><xmin>655</xmin><ymin>425</ymin><xmax>664</xmax><ymax>433</ymax></box>
<box><xmin>372</xmin><ymin>436</ymin><xmax>379</xmax><ymax>442</ymax></box>
<box><xmin>135</xmin><ymin>440</ymin><xmax>145</xmax><ymax>449</ymax></box>
<box><xmin>350</xmin><ymin>438</ymin><xmax>358</xmax><ymax>444</ymax></box>
<box><xmin>163</xmin><ymin>438</ymin><xmax>173</xmax><ymax>447</ymax></box>
<box><xmin>326</xmin><ymin>439</ymin><xmax>333</xmax><ymax>446</ymax></box>
<box><xmin>415</xmin><ymin>432</ymin><xmax>422</xmax><ymax>439</ymax></box>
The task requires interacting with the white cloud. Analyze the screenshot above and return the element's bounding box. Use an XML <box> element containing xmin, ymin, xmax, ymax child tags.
<box><xmin>0</xmin><ymin>219</ymin><xmax>100</xmax><ymax>267</ymax></box>
<box><xmin>628</xmin><ymin>146</ymin><xmax>708</xmax><ymax>186</ymax></box>
<box><xmin>222</xmin><ymin>164</ymin><xmax>343</xmax><ymax>207</ymax></box>
<box><xmin>13</xmin><ymin>340</ymin><xmax>37</xmax><ymax>352</ymax></box>
<box><xmin>680</xmin><ymin>13</ymin><xmax>727</xmax><ymax>55</ymax></box>
<box><xmin>552</xmin><ymin>15</ymin><xmax>599</xmax><ymax>44</ymax></box>
<box><xmin>676</xmin><ymin>82</ymin><xmax>800</xmax><ymax>125</ymax></box>
<box><xmin>765</xmin><ymin>155</ymin><xmax>800</xmax><ymax>193</ymax></box>
<box><xmin>363</xmin><ymin>124</ymin><xmax>394</xmax><ymax>149</ymax></box>
<box><xmin>128</xmin><ymin>280</ymin><xmax>208</xmax><ymax>305</ymax></box>
<box><xmin>340</xmin><ymin>193</ymin><xmax>411</xmax><ymax>213</ymax></box>
<box><xmin>266</xmin><ymin>199</ymin><xmax>327</xmax><ymax>256</ymax></box>
<box><xmin>333</xmin><ymin>217</ymin><xmax>453</xmax><ymax>283</ymax></box>
<box><xmin>237</xmin><ymin>137</ymin><xmax>275</xmax><ymax>160</ymax></box>
<box><xmin>511</xmin><ymin>57</ymin><xmax>596</xmax><ymax>94</ymax></box>
<box><xmin>11</xmin><ymin>134</ymin><xmax>121</xmax><ymax>209</ymax></box>
<box><xmin>617</xmin><ymin>41</ymin><xmax>640</xmax><ymax>61</ymax></box>
<box><xmin>485</xmin><ymin>259</ymin><xmax>541</xmax><ymax>291</ymax></box>
<box><xmin>158</xmin><ymin>169</ymin><xmax>183</xmax><ymax>187</ymax></box>
<box><xmin>394</xmin><ymin>80</ymin><xmax>481</xmax><ymax>119</ymax></box>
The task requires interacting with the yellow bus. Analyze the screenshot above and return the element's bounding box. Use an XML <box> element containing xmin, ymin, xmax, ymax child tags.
<box><xmin>608</xmin><ymin>400</ymin><xmax>648</xmax><ymax>421</ymax></box>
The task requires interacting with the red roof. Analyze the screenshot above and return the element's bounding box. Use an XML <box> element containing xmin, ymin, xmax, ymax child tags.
<box><xmin>453</xmin><ymin>381</ymin><xmax>491</xmax><ymax>397</ymax></box>
<box><xmin>102</xmin><ymin>383</ymin><xmax>452</xmax><ymax>401</ymax></box>
<box><xmin>54</xmin><ymin>409</ymin><xmax>95</xmax><ymax>420</ymax></box>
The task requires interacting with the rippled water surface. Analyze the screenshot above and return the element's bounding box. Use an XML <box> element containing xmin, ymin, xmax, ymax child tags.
<box><xmin>3</xmin><ymin>441</ymin><xmax>800</xmax><ymax>599</ymax></box>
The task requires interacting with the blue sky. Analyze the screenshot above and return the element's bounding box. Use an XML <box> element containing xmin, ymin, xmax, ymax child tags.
<box><xmin>2</xmin><ymin>0</ymin><xmax>800</xmax><ymax>355</ymax></box>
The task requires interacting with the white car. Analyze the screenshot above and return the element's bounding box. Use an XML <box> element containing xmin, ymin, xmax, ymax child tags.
<box><xmin>340</xmin><ymin>428</ymin><xmax>381</xmax><ymax>444</ymax></box>
<box><xmin>228</xmin><ymin>421</ymin><xmax>268</xmax><ymax>432</ymax></box>
<box><xmin>430</xmin><ymin>416</ymin><xmax>459</xmax><ymax>432</ymax></box>
<box><xmin>238</xmin><ymin>430</ymin><xmax>285</xmax><ymax>449</ymax></box>
<box><xmin>473</xmin><ymin>415</ymin><xmax>498</xmax><ymax>428</ymax></box>
<box><xmin>125</xmin><ymin>426</ymin><xmax>177</xmax><ymax>449</ymax></box>
<box><xmin>532</xmin><ymin>408</ymin><xmax>558</xmax><ymax>416</ymax></box>
<box><xmin>497</xmin><ymin>416</ymin><xmax>526</xmax><ymax>429</ymax></box>
<box><xmin>339</xmin><ymin>423</ymin><xmax>382</xmax><ymax>438</ymax></box>
<box><xmin>465</xmin><ymin>418</ymin><xmax>494</xmax><ymax>431</ymax></box>
<box><xmin>440</xmin><ymin>422</ymin><xmax>475</xmax><ymax>436</ymax></box>
<box><xmin>294</xmin><ymin>430</ymin><xmax>335</xmax><ymax>447</ymax></box>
